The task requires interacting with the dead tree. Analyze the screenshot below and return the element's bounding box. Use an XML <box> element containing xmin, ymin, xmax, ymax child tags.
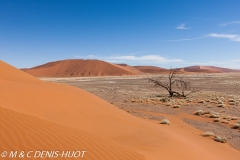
<box><xmin>149</xmin><ymin>69</ymin><xmax>198</xmax><ymax>97</ymax></box>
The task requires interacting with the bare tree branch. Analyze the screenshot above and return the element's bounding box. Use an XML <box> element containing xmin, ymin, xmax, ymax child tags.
<box><xmin>149</xmin><ymin>68</ymin><xmax>199</xmax><ymax>97</ymax></box>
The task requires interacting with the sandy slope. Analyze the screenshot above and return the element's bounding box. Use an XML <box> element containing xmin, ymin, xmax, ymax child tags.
<box><xmin>133</xmin><ymin>66</ymin><xmax>168</xmax><ymax>73</ymax></box>
<box><xmin>1</xmin><ymin>60</ymin><xmax>240</xmax><ymax>160</ymax></box>
<box><xmin>115</xmin><ymin>64</ymin><xmax>169</xmax><ymax>74</ymax></box>
<box><xmin>114</xmin><ymin>64</ymin><xmax>144</xmax><ymax>74</ymax></box>
<box><xmin>22</xmin><ymin>59</ymin><xmax>135</xmax><ymax>77</ymax></box>
<box><xmin>0</xmin><ymin>107</ymin><xmax>145</xmax><ymax>160</ymax></box>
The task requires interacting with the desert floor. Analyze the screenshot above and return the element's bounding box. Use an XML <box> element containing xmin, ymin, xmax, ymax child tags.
<box><xmin>42</xmin><ymin>73</ymin><xmax>240</xmax><ymax>151</ymax></box>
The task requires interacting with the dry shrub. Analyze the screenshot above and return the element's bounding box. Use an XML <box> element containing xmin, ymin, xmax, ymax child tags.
<box><xmin>217</xmin><ymin>104</ymin><xmax>224</xmax><ymax>108</ymax></box>
<box><xmin>214</xmin><ymin>118</ymin><xmax>221</xmax><ymax>122</ymax></box>
<box><xmin>173</xmin><ymin>105</ymin><xmax>180</xmax><ymax>108</ymax></box>
<box><xmin>214</xmin><ymin>136</ymin><xmax>227</xmax><ymax>143</ymax></box>
<box><xmin>210</xmin><ymin>114</ymin><xmax>220</xmax><ymax>118</ymax></box>
<box><xmin>198</xmin><ymin>100</ymin><xmax>205</xmax><ymax>103</ymax></box>
<box><xmin>204</xmin><ymin>110</ymin><xmax>210</xmax><ymax>114</ymax></box>
<box><xmin>231</xmin><ymin>117</ymin><xmax>238</xmax><ymax>120</ymax></box>
<box><xmin>194</xmin><ymin>110</ymin><xmax>204</xmax><ymax>116</ymax></box>
<box><xmin>232</xmin><ymin>123</ymin><xmax>240</xmax><ymax>129</ymax></box>
<box><xmin>202</xmin><ymin>132</ymin><xmax>215</xmax><ymax>137</ymax></box>
<box><xmin>160</xmin><ymin>119</ymin><xmax>170</xmax><ymax>125</ymax></box>
<box><xmin>221</xmin><ymin>120</ymin><xmax>229</xmax><ymax>124</ymax></box>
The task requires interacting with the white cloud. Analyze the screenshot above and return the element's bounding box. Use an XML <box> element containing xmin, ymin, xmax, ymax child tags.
<box><xmin>77</xmin><ymin>54</ymin><xmax>184</xmax><ymax>65</ymax></box>
<box><xmin>108</xmin><ymin>55</ymin><xmax>183</xmax><ymax>63</ymax></box>
<box><xmin>230</xmin><ymin>59</ymin><xmax>240</xmax><ymax>63</ymax></box>
<box><xmin>220</xmin><ymin>21</ymin><xmax>240</xmax><ymax>26</ymax></box>
<box><xmin>175</xmin><ymin>23</ymin><xmax>191</xmax><ymax>30</ymax></box>
<box><xmin>159</xmin><ymin>37</ymin><xmax>203</xmax><ymax>42</ymax></box>
<box><xmin>160</xmin><ymin>32</ymin><xmax>240</xmax><ymax>43</ymax></box>
<box><xmin>207</xmin><ymin>33</ymin><xmax>240</xmax><ymax>42</ymax></box>
<box><xmin>160</xmin><ymin>33</ymin><xmax>240</xmax><ymax>43</ymax></box>
<box><xmin>74</xmin><ymin>55</ymin><xmax>240</xmax><ymax>69</ymax></box>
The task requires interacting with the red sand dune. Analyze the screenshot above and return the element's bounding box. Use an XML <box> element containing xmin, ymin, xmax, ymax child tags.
<box><xmin>115</xmin><ymin>64</ymin><xmax>169</xmax><ymax>74</ymax></box>
<box><xmin>133</xmin><ymin>66</ymin><xmax>168</xmax><ymax>73</ymax></box>
<box><xmin>1</xmin><ymin>60</ymin><xmax>240</xmax><ymax>160</ymax></box>
<box><xmin>22</xmin><ymin>59</ymin><xmax>135</xmax><ymax>77</ymax></box>
<box><xmin>114</xmin><ymin>64</ymin><xmax>145</xmax><ymax>74</ymax></box>
<box><xmin>180</xmin><ymin>65</ymin><xmax>240</xmax><ymax>73</ymax></box>
<box><xmin>119</xmin><ymin>64</ymin><xmax>240</xmax><ymax>74</ymax></box>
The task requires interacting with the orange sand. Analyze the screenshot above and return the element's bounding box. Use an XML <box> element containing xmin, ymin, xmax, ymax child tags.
<box><xmin>1</xmin><ymin>60</ymin><xmax>240</xmax><ymax>160</ymax></box>
<box><xmin>114</xmin><ymin>64</ymin><xmax>144</xmax><ymax>74</ymax></box>
<box><xmin>133</xmin><ymin>66</ymin><xmax>168</xmax><ymax>73</ymax></box>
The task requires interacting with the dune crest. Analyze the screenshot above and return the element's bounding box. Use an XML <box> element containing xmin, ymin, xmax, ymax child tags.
<box><xmin>0</xmin><ymin>60</ymin><xmax>39</xmax><ymax>82</ymax></box>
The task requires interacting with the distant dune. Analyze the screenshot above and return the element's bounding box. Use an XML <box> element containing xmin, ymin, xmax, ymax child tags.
<box><xmin>114</xmin><ymin>64</ymin><xmax>145</xmax><ymax>74</ymax></box>
<box><xmin>133</xmin><ymin>66</ymin><xmax>168</xmax><ymax>73</ymax></box>
<box><xmin>179</xmin><ymin>65</ymin><xmax>240</xmax><ymax>73</ymax></box>
<box><xmin>22</xmin><ymin>59</ymin><xmax>240</xmax><ymax>77</ymax></box>
<box><xmin>1</xmin><ymin>60</ymin><xmax>240</xmax><ymax>160</ymax></box>
<box><xmin>22</xmin><ymin>59</ymin><xmax>135</xmax><ymax>77</ymax></box>
<box><xmin>115</xmin><ymin>64</ymin><xmax>169</xmax><ymax>74</ymax></box>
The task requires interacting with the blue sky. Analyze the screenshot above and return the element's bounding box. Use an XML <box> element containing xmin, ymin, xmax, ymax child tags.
<box><xmin>1</xmin><ymin>0</ymin><xmax>240</xmax><ymax>69</ymax></box>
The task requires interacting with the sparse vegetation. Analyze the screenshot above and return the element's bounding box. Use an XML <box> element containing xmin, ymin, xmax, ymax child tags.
<box><xmin>223</xmin><ymin>116</ymin><xmax>229</xmax><ymax>119</ymax></box>
<box><xmin>232</xmin><ymin>123</ymin><xmax>240</xmax><ymax>129</ymax></box>
<box><xmin>214</xmin><ymin>118</ymin><xmax>221</xmax><ymax>122</ymax></box>
<box><xmin>173</xmin><ymin>105</ymin><xmax>180</xmax><ymax>108</ymax></box>
<box><xmin>204</xmin><ymin>110</ymin><xmax>210</xmax><ymax>114</ymax></box>
<box><xmin>202</xmin><ymin>132</ymin><xmax>227</xmax><ymax>143</ymax></box>
<box><xmin>202</xmin><ymin>132</ymin><xmax>215</xmax><ymax>137</ymax></box>
<box><xmin>160</xmin><ymin>119</ymin><xmax>170</xmax><ymax>125</ymax></box>
<box><xmin>218</xmin><ymin>100</ymin><xmax>223</xmax><ymax>104</ymax></box>
<box><xmin>210</xmin><ymin>114</ymin><xmax>220</xmax><ymax>118</ymax></box>
<box><xmin>217</xmin><ymin>104</ymin><xmax>224</xmax><ymax>107</ymax></box>
<box><xmin>198</xmin><ymin>100</ymin><xmax>205</xmax><ymax>103</ymax></box>
<box><xmin>228</xmin><ymin>99</ymin><xmax>235</xmax><ymax>102</ymax></box>
<box><xmin>214</xmin><ymin>136</ymin><xmax>227</xmax><ymax>143</ymax></box>
<box><xmin>60</xmin><ymin>74</ymin><xmax>240</xmax><ymax>151</ymax></box>
<box><xmin>194</xmin><ymin>110</ymin><xmax>204</xmax><ymax>116</ymax></box>
<box><xmin>221</xmin><ymin>120</ymin><xmax>229</xmax><ymax>124</ymax></box>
